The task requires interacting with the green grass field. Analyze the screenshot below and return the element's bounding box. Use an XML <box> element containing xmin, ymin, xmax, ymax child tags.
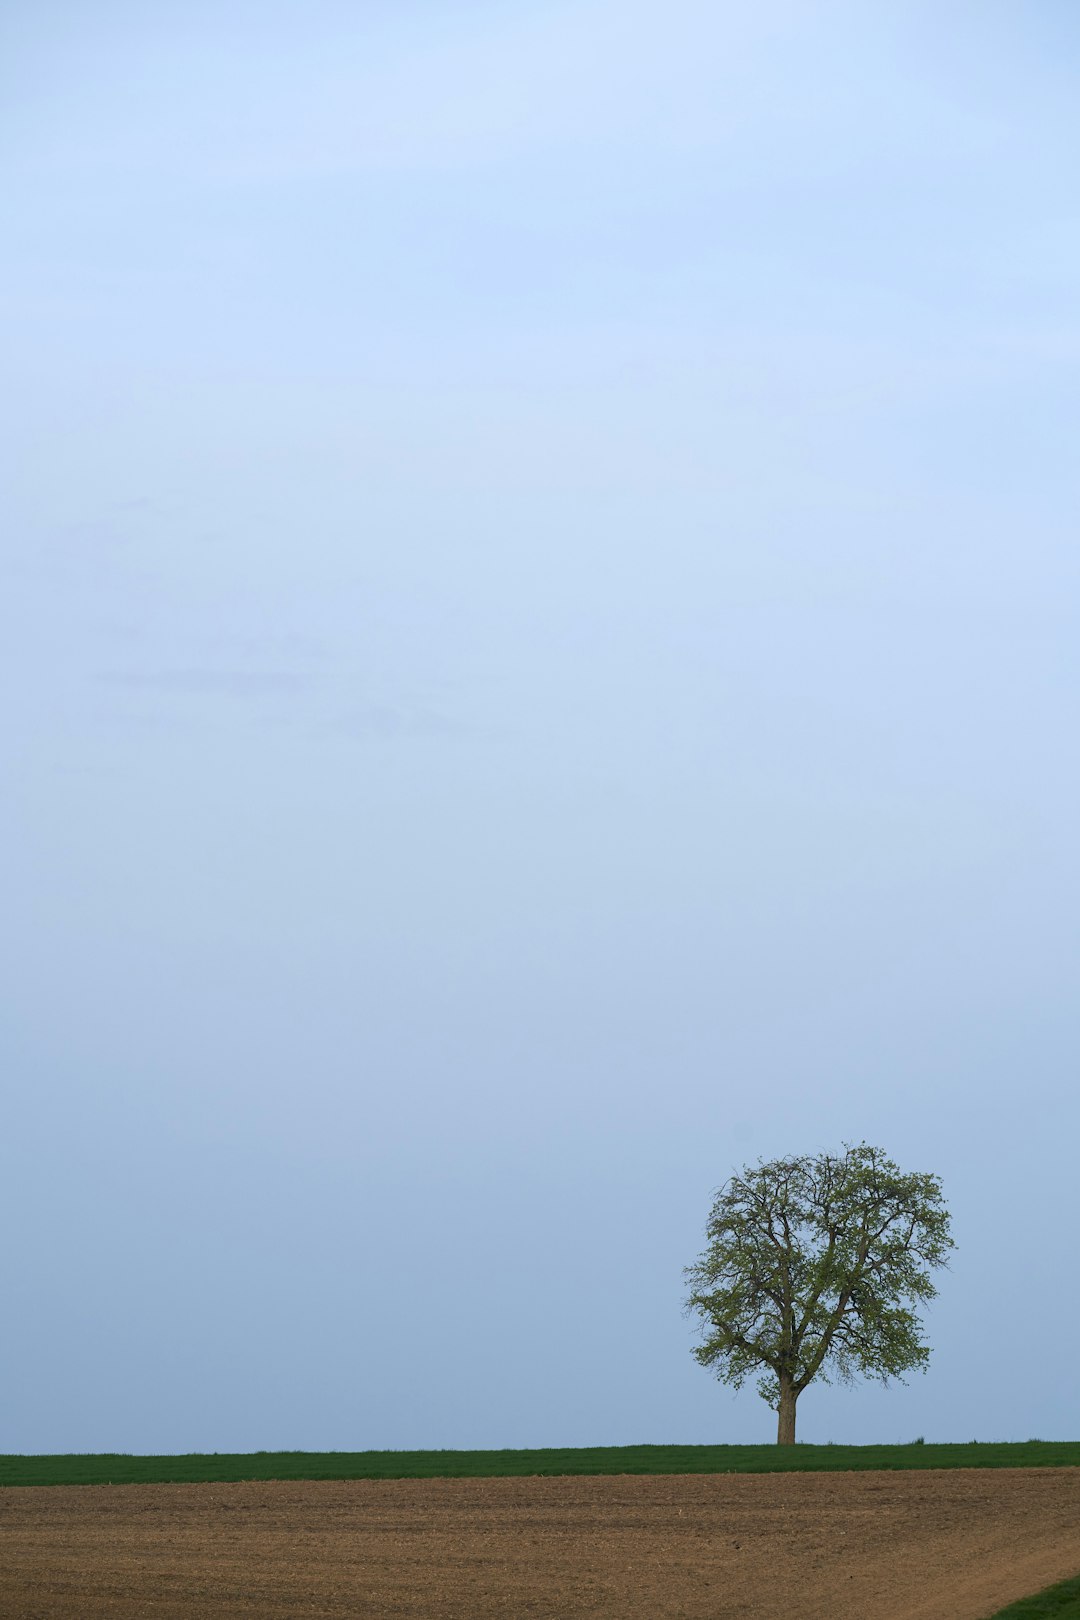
<box><xmin>2</xmin><ymin>1439</ymin><xmax>1077</xmax><ymax>1488</ymax></box>
<box><xmin>987</xmin><ymin>1574</ymin><xmax>1080</xmax><ymax>1619</ymax></box>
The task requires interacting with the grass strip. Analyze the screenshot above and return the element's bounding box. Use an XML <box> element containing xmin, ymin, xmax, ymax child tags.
<box><xmin>985</xmin><ymin>1574</ymin><xmax>1080</xmax><ymax>1618</ymax></box>
<box><xmin>1</xmin><ymin>1440</ymin><xmax>1078</xmax><ymax>1488</ymax></box>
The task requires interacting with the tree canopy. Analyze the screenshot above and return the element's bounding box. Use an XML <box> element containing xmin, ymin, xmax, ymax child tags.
<box><xmin>684</xmin><ymin>1142</ymin><xmax>954</xmax><ymax>1443</ymax></box>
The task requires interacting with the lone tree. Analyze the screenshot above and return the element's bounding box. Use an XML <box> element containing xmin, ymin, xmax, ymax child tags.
<box><xmin>684</xmin><ymin>1143</ymin><xmax>954</xmax><ymax>1444</ymax></box>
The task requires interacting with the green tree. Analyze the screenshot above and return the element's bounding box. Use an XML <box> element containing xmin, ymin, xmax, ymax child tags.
<box><xmin>684</xmin><ymin>1143</ymin><xmax>954</xmax><ymax>1444</ymax></box>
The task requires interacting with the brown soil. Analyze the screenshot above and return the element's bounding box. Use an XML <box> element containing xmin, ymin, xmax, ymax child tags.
<box><xmin>1</xmin><ymin>1468</ymin><xmax>1077</xmax><ymax>1620</ymax></box>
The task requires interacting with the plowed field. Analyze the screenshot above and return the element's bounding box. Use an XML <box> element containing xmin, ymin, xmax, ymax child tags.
<box><xmin>2</xmin><ymin>1467</ymin><xmax>1077</xmax><ymax>1619</ymax></box>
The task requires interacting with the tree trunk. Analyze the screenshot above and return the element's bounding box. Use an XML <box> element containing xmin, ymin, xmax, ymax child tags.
<box><xmin>777</xmin><ymin>1376</ymin><xmax>797</xmax><ymax>1445</ymax></box>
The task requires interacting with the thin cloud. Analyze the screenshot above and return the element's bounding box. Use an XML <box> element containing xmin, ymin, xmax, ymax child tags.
<box><xmin>337</xmin><ymin>703</ymin><xmax>470</xmax><ymax>741</ymax></box>
<box><xmin>97</xmin><ymin>668</ymin><xmax>312</xmax><ymax>697</ymax></box>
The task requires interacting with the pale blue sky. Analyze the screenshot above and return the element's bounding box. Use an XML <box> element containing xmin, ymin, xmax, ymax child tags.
<box><xmin>3</xmin><ymin>0</ymin><xmax>1078</xmax><ymax>1452</ymax></box>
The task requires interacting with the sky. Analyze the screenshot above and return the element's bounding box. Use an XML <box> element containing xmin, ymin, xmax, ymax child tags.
<box><xmin>3</xmin><ymin>0</ymin><xmax>1078</xmax><ymax>1454</ymax></box>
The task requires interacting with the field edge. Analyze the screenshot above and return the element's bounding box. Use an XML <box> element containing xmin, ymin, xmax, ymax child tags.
<box><xmin>2</xmin><ymin>1440</ymin><xmax>1079</xmax><ymax>1488</ymax></box>
<box><xmin>986</xmin><ymin>1572</ymin><xmax>1080</xmax><ymax>1618</ymax></box>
